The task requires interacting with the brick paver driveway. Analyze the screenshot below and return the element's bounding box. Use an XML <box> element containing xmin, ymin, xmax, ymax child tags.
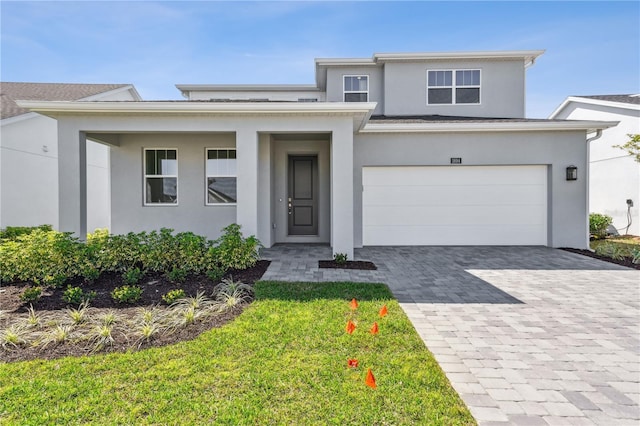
<box><xmin>261</xmin><ymin>245</ymin><xmax>640</xmax><ymax>425</ymax></box>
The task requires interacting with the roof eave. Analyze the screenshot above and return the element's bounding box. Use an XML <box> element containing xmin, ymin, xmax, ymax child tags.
<box><xmin>360</xmin><ymin>120</ymin><xmax>618</xmax><ymax>134</ymax></box>
<box><xmin>549</xmin><ymin>96</ymin><xmax>640</xmax><ymax>118</ymax></box>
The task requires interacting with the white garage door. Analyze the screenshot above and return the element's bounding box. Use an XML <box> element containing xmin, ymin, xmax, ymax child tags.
<box><xmin>362</xmin><ymin>165</ymin><xmax>547</xmax><ymax>246</ymax></box>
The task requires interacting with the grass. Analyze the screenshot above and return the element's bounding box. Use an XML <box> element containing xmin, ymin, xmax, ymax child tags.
<box><xmin>0</xmin><ymin>281</ymin><xmax>474</xmax><ymax>425</ymax></box>
<box><xmin>590</xmin><ymin>235</ymin><xmax>640</xmax><ymax>251</ymax></box>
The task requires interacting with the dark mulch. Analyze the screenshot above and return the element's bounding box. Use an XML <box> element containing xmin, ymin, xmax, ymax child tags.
<box><xmin>318</xmin><ymin>260</ymin><xmax>377</xmax><ymax>270</ymax></box>
<box><xmin>0</xmin><ymin>261</ymin><xmax>270</xmax><ymax>363</ymax></box>
<box><xmin>560</xmin><ymin>248</ymin><xmax>640</xmax><ymax>270</ymax></box>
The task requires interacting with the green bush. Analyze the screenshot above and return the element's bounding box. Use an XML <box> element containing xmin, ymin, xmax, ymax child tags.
<box><xmin>594</xmin><ymin>242</ymin><xmax>629</xmax><ymax>261</ymax></box>
<box><xmin>89</xmin><ymin>232</ymin><xmax>146</xmax><ymax>273</ymax></box>
<box><xmin>19</xmin><ymin>286</ymin><xmax>42</xmax><ymax>303</ymax></box>
<box><xmin>162</xmin><ymin>289</ymin><xmax>186</xmax><ymax>305</ymax></box>
<box><xmin>63</xmin><ymin>286</ymin><xmax>96</xmax><ymax>305</ymax></box>
<box><xmin>111</xmin><ymin>285</ymin><xmax>142</xmax><ymax>304</ymax></box>
<box><xmin>333</xmin><ymin>253</ymin><xmax>348</xmax><ymax>264</ymax></box>
<box><xmin>206</xmin><ymin>265</ymin><xmax>227</xmax><ymax>282</ymax></box>
<box><xmin>0</xmin><ymin>225</ymin><xmax>261</xmax><ymax>286</ymax></box>
<box><xmin>0</xmin><ymin>229</ymin><xmax>82</xmax><ymax>284</ymax></box>
<box><xmin>0</xmin><ymin>224</ymin><xmax>53</xmax><ymax>240</ymax></box>
<box><xmin>631</xmin><ymin>248</ymin><xmax>640</xmax><ymax>264</ymax></box>
<box><xmin>166</xmin><ymin>267</ymin><xmax>187</xmax><ymax>283</ymax></box>
<box><xmin>211</xmin><ymin>224</ymin><xmax>261</xmax><ymax>270</ymax></box>
<box><xmin>589</xmin><ymin>213</ymin><xmax>613</xmax><ymax>239</ymax></box>
<box><xmin>122</xmin><ymin>267</ymin><xmax>144</xmax><ymax>285</ymax></box>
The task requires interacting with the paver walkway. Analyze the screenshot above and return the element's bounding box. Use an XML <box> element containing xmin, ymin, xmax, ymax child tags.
<box><xmin>261</xmin><ymin>245</ymin><xmax>640</xmax><ymax>425</ymax></box>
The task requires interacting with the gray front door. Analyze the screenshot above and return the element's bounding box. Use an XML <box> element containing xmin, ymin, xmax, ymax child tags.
<box><xmin>288</xmin><ymin>155</ymin><xmax>318</xmax><ymax>235</ymax></box>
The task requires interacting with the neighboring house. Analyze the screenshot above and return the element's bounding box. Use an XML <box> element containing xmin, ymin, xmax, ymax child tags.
<box><xmin>18</xmin><ymin>51</ymin><xmax>615</xmax><ymax>257</ymax></box>
<box><xmin>550</xmin><ymin>95</ymin><xmax>640</xmax><ymax>236</ymax></box>
<box><xmin>0</xmin><ymin>82</ymin><xmax>141</xmax><ymax>231</ymax></box>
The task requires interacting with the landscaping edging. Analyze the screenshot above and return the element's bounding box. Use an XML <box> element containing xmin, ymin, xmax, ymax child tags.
<box><xmin>560</xmin><ymin>247</ymin><xmax>640</xmax><ymax>270</ymax></box>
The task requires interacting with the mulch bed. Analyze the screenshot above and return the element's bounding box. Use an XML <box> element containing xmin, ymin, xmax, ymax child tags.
<box><xmin>318</xmin><ymin>260</ymin><xmax>377</xmax><ymax>270</ymax></box>
<box><xmin>560</xmin><ymin>248</ymin><xmax>640</xmax><ymax>270</ymax></box>
<box><xmin>0</xmin><ymin>261</ymin><xmax>270</xmax><ymax>363</ymax></box>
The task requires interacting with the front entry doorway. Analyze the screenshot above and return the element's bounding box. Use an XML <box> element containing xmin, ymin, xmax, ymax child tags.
<box><xmin>288</xmin><ymin>155</ymin><xmax>319</xmax><ymax>235</ymax></box>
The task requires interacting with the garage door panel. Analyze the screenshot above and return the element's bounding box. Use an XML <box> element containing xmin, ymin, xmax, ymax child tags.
<box><xmin>364</xmin><ymin>205</ymin><xmax>546</xmax><ymax>226</ymax></box>
<box><xmin>362</xmin><ymin>165</ymin><xmax>547</xmax><ymax>246</ymax></box>
<box><xmin>364</xmin><ymin>224</ymin><xmax>547</xmax><ymax>246</ymax></box>
<box><xmin>363</xmin><ymin>184</ymin><xmax>546</xmax><ymax>207</ymax></box>
<box><xmin>363</xmin><ymin>165</ymin><xmax>545</xmax><ymax>186</ymax></box>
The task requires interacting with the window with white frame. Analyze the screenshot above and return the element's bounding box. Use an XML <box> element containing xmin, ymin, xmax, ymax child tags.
<box><xmin>427</xmin><ymin>69</ymin><xmax>480</xmax><ymax>104</ymax></box>
<box><xmin>144</xmin><ymin>149</ymin><xmax>178</xmax><ymax>205</ymax></box>
<box><xmin>206</xmin><ymin>149</ymin><xmax>237</xmax><ymax>204</ymax></box>
<box><xmin>343</xmin><ymin>75</ymin><xmax>368</xmax><ymax>102</ymax></box>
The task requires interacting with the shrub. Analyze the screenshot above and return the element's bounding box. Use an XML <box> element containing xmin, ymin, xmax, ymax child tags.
<box><xmin>19</xmin><ymin>286</ymin><xmax>42</xmax><ymax>303</ymax></box>
<box><xmin>81</xmin><ymin>267</ymin><xmax>101</xmax><ymax>283</ymax></box>
<box><xmin>334</xmin><ymin>253</ymin><xmax>348</xmax><ymax>264</ymax></box>
<box><xmin>42</xmin><ymin>273</ymin><xmax>68</xmax><ymax>288</ymax></box>
<box><xmin>594</xmin><ymin>242</ymin><xmax>629</xmax><ymax>261</ymax></box>
<box><xmin>166</xmin><ymin>267</ymin><xmax>187</xmax><ymax>283</ymax></box>
<box><xmin>206</xmin><ymin>265</ymin><xmax>226</xmax><ymax>282</ymax></box>
<box><xmin>62</xmin><ymin>286</ymin><xmax>96</xmax><ymax>305</ymax></box>
<box><xmin>88</xmin><ymin>231</ymin><xmax>146</xmax><ymax>273</ymax></box>
<box><xmin>0</xmin><ymin>229</ymin><xmax>82</xmax><ymax>284</ymax></box>
<box><xmin>122</xmin><ymin>267</ymin><xmax>144</xmax><ymax>285</ymax></box>
<box><xmin>211</xmin><ymin>224</ymin><xmax>261</xmax><ymax>270</ymax></box>
<box><xmin>111</xmin><ymin>285</ymin><xmax>142</xmax><ymax>304</ymax></box>
<box><xmin>162</xmin><ymin>289</ymin><xmax>186</xmax><ymax>305</ymax></box>
<box><xmin>0</xmin><ymin>224</ymin><xmax>53</xmax><ymax>240</ymax></box>
<box><xmin>589</xmin><ymin>213</ymin><xmax>613</xmax><ymax>239</ymax></box>
<box><xmin>631</xmin><ymin>248</ymin><xmax>640</xmax><ymax>264</ymax></box>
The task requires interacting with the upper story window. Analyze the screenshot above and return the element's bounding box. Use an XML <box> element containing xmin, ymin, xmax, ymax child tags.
<box><xmin>343</xmin><ymin>75</ymin><xmax>368</xmax><ymax>102</ymax></box>
<box><xmin>427</xmin><ymin>69</ymin><xmax>480</xmax><ymax>105</ymax></box>
<box><xmin>206</xmin><ymin>149</ymin><xmax>237</xmax><ymax>204</ymax></box>
<box><xmin>144</xmin><ymin>149</ymin><xmax>177</xmax><ymax>205</ymax></box>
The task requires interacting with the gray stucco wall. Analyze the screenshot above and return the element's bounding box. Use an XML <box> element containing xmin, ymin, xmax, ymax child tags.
<box><xmin>110</xmin><ymin>132</ymin><xmax>237</xmax><ymax>240</ymax></box>
<box><xmin>353</xmin><ymin>130</ymin><xmax>589</xmax><ymax>248</ymax></box>
<box><xmin>382</xmin><ymin>59</ymin><xmax>525</xmax><ymax>117</ymax></box>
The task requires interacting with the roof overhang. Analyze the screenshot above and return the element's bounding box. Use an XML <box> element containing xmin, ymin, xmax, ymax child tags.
<box><xmin>360</xmin><ymin>120</ymin><xmax>618</xmax><ymax>134</ymax></box>
<box><xmin>549</xmin><ymin>96</ymin><xmax>640</xmax><ymax>119</ymax></box>
<box><xmin>15</xmin><ymin>100</ymin><xmax>378</xmax><ymax>131</ymax></box>
<box><xmin>175</xmin><ymin>84</ymin><xmax>321</xmax><ymax>98</ymax></box>
<box><xmin>373</xmin><ymin>50</ymin><xmax>545</xmax><ymax>67</ymax></box>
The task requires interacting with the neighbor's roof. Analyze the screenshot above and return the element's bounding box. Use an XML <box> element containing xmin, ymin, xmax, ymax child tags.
<box><xmin>549</xmin><ymin>94</ymin><xmax>640</xmax><ymax>119</ymax></box>
<box><xmin>0</xmin><ymin>82</ymin><xmax>139</xmax><ymax>119</ymax></box>
<box><xmin>576</xmin><ymin>94</ymin><xmax>640</xmax><ymax>105</ymax></box>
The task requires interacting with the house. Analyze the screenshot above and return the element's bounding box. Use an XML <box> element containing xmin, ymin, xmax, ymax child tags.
<box><xmin>550</xmin><ymin>95</ymin><xmax>639</xmax><ymax>236</ymax></box>
<box><xmin>0</xmin><ymin>82</ymin><xmax>141</xmax><ymax>231</ymax></box>
<box><xmin>16</xmin><ymin>51</ymin><xmax>616</xmax><ymax>258</ymax></box>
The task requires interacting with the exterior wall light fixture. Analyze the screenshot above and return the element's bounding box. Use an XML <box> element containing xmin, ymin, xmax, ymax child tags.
<box><xmin>566</xmin><ymin>165</ymin><xmax>578</xmax><ymax>181</ymax></box>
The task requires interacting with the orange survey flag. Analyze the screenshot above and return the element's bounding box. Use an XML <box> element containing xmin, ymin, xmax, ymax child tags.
<box><xmin>345</xmin><ymin>320</ymin><xmax>356</xmax><ymax>334</ymax></box>
<box><xmin>365</xmin><ymin>368</ymin><xmax>377</xmax><ymax>388</ymax></box>
<box><xmin>350</xmin><ymin>298</ymin><xmax>358</xmax><ymax>310</ymax></box>
<box><xmin>370</xmin><ymin>322</ymin><xmax>379</xmax><ymax>334</ymax></box>
<box><xmin>347</xmin><ymin>358</ymin><xmax>359</xmax><ymax>368</ymax></box>
<box><xmin>379</xmin><ymin>305</ymin><xmax>388</xmax><ymax>317</ymax></box>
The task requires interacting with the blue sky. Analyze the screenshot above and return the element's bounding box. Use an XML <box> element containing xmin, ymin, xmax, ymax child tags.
<box><xmin>1</xmin><ymin>1</ymin><xmax>638</xmax><ymax>117</ymax></box>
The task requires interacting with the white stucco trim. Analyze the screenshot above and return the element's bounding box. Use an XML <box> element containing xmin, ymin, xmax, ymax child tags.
<box><xmin>360</xmin><ymin>120</ymin><xmax>618</xmax><ymax>134</ymax></box>
<box><xmin>549</xmin><ymin>96</ymin><xmax>640</xmax><ymax>119</ymax></box>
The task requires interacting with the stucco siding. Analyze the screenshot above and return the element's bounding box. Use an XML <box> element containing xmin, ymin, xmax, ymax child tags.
<box><xmin>354</xmin><ymin>130</ymin><xmax>588</xmax><ymax>248</ymax></box>
<box><xmin>554</xmin><ymin>102</ymin><xmax>639</xmax><ymax>235</ymax></box>
<box><xmin>110</xmin><ymin>133</ymin><xmax>237</xmax><ymax>240</ymax></box>
<box><xmin>383</xmin><ymin>59</ymin><xmax>525</xmax><ymax>118</ymax></box>
<box><xmin>1</xmin><ymin>116</ymin><xmax>59</xmax><ymax>228</ymax></box>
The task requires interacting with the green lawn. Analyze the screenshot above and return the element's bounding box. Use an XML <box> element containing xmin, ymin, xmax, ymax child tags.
<box><xmin>0</xmin><ymin>281</ymin><xmax>474</xmax><ymax>425</ymax></box>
